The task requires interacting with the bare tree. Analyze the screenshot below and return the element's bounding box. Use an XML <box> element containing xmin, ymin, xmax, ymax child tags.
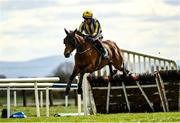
<box><xmin>51</xmin><ymin>62</ymin><xmax>76</xmax><ymax>104</ymax></box>
<box><xmin>52</xmin><ymin>62</ymin><xmax>74</xmax><ymax>82</ymax></box>
<box><xmin>0</xmin><ymin>74</ymin><xmax>6</xmax><ymax>78</ymax></box>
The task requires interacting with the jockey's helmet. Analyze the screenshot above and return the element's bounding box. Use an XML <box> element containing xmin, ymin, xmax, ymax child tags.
<box><xmin>83</xmin><ymin>10</ymin><xmax>93</xmax><ymax>19</ymax></box>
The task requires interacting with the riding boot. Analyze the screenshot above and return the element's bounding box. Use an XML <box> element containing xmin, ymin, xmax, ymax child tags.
<box><xmin>94</xmin><ymin>40</ymin><xmax>108</xmax><ymax>59</ymax></box>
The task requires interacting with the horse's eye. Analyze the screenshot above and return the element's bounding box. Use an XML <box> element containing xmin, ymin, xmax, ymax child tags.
<box><xmin>70</xmin><ymin>38</ymin><xmax>74</xmax><ymax>42</ymax></box>
<box><xmin>64</xmin><ymin>37</ymin><xmax>69</xmax><ymax>44</ymax></box>
<box><xmin>63</xmin><ymin>35</ymin><xmax>75</xmax><ymax>46</ymax></box>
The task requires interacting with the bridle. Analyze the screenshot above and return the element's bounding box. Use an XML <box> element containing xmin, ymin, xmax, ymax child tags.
<box><xmin>68</xmin><ymin>34</ymin><xmax>93</xmax><ymax>55</ymax></box>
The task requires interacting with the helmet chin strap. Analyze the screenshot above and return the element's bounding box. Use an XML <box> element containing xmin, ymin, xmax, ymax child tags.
<box><xmin>84</xmin><ymin>19</ymin><xmax>92</xmax><ymax>24</ymax></box>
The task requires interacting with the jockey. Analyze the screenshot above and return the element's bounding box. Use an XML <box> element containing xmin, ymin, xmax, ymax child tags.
<box><xmin>78</xmin><ymin>10</ymin><xmax>108</xmax><ymax>59</ymax></box>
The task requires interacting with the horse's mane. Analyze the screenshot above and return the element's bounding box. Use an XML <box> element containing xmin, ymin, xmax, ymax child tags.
<box><xmin>75</xmin><ymin>30</ymin><xmax>85</xmax><ymax>37</ymax></box>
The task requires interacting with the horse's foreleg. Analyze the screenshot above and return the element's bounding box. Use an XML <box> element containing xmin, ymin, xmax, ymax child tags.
<box><xmin>77</xmin><ymin>72</ymin><xmax>84</xmax><ymax>94</ymax></box>
<box><xmin>66</xmin><ymin>67</ymin><xmax>79</xmax><ymax>95</ymax></box>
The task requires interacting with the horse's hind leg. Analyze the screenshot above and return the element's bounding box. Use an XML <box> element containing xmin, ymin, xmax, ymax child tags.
<box><xmin>122</xmin><ymin>62</ymin><xmax>130</xmax><ymax>76</ymax></box>
<box><xmin>114</xmin><ymin>62</ymin><xmax>130</xmax><ymax>77</ymax></box>
<box><xmin>108</xmin><ymin>62</ymin><xmax>113</xmax><ymax>76</ymax></box>
<box><xmin>112</xmin><ymin>60</ymin><xmax>123</xmax><ymax>71</ymax></box>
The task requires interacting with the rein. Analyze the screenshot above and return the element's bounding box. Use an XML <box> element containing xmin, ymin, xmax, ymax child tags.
<box><xmin>74</xmin><ymin>34</ymin><xmax>93</xmax><ymax>55</ymax></box>
<box><xmin>77</xmin><ymin>47</ymin><xmax>92</xmax><ymax>54</ymax></box>
<box><xmin>74</xmin><ymin>35</ymin><xmax>102</xmax><ymax>69</ymax></box>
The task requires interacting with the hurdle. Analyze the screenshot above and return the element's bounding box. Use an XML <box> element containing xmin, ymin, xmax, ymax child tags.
<box><xmin>87</xmin><ymin>49</ymin><xmax>179</xmax><ymax>113</ymax></box>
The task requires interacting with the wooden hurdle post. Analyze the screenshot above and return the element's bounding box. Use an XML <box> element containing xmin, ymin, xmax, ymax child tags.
<box><xmin>106</xmin><ymin>81</ymin><xmax>111</xmax><ymax>113</ymax></box>
<box><xmin>154</xmin><ymin>71</ymin><xmax>169</xmax><ymax>112</ymax></box>
<box><xmin>136</xmin><ymin>81</ymin><xmax>154</xmax><ymax>111</ymax></box>
<box><xmin>106</xmin><ymin>63</ymin><xmax>114</xmax><ymax>113</ymax></box>
<box><xmin>122</xmin><ymin>82</ymin><xmax>131</xmax><ymax>112</ymax></box>
<box><xmin>82</xmin><ymin>74</ymin><xmax>96</xmax><ymax>115</ymax></box>
<box><xmin>157</xmin><ymin>72</ymin><xmax>169</xmax><ymax>111</ymax></box>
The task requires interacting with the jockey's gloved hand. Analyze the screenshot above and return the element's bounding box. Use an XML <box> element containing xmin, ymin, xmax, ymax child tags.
<box><xmin>84</xmin><ymin>35</ymin><xmax>89</xmax><ymax>40</ymax></box>
<box><xmin>88</xmin><ymin>35</ymin><xmax>95</xmax><ymax>39</ymax></box>
<box><xmin>85</xmin><ymin>35</ymin><xmax>93</xmax><ymax>41</ymax></box>
<box><xmin>86</xmin><ymin>35</ymin><xmax>92</xmax><ymax>38</ymax></box>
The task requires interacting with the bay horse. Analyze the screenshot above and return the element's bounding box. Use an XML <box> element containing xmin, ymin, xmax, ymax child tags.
<box><xmin>63</xmin><ymin>28</ymin><xmax>125</xmax><ymax>94</ymax></box>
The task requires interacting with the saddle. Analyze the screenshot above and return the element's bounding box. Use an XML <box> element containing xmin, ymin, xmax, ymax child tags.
<box><xmin>85</xmin><ymin>35</ymin><xmax>108</xmax><ymax>59</ymax></box>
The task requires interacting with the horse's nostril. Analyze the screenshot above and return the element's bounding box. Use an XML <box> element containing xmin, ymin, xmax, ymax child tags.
<box><xmin>65</xmin><ymin>53</ymin><xmax>70</xmax><ymax>58</ymax></box>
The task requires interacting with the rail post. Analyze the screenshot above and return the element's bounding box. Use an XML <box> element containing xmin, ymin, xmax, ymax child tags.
<box><xmin>13</xmin><ymin>91</ymin><xmax>17</xmax><ymax>107</ymax></box>
<box><xmin>46</xmin><ymin>87</ymin><xmax>49</xmax><ymax>117</ymax></box>
<box><xmin>34</xmin><ymin>81</ymin><xmax>40</xmax><ymax>117</ymax></box>
<box><xmin>7</xmin><ymin>87</ymin><xmax>10</xmax><ymax>118</ymax></box>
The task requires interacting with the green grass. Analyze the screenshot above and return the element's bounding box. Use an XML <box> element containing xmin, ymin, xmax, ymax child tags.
<box><xmin>0</xmin><ymin>106</ymin><xmax>180</xmax><ymax>122</ymax></box>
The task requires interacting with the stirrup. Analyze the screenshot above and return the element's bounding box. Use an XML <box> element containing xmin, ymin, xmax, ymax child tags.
<box><xmin>103</xmin><ymin>54</ymin><xmax>109</xmax><ymax>59</ymax></box>
<box><xmin>102</xmin><ymin>48</ymin><xmax>108</xmax><ymax>59</ymax></box>
<box><xmin>102</xmin><ymin>51</ymin><xmax>108</xmax><ymax>59</ymax></box>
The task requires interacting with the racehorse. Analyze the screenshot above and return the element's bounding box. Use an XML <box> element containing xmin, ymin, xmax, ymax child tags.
<box><xmin>63</xmin><ymin>28</ymin><xmax>125</xmax><ymax>94</ymax></box>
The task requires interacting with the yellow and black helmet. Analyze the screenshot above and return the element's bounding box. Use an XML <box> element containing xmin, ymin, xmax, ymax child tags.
<box><xmin>83</xmin><ymin>10</ymin><xmax>93</xmax><ymax>19</ymax></box>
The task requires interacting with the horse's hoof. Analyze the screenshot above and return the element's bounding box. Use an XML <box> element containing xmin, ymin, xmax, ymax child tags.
<box><xmin>77</xmin><ymin>88</ymin><xmax>82</xmax><ymax>94</ymax></box>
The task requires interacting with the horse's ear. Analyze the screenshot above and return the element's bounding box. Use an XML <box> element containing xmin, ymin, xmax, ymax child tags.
<box><xmin>64</xmin><ymin>28</ymin><xmax>69</xmax><ymax>35</ymax></box>
<box><xmin>74</xmin><ymin>28</ymin><xmax>77</xmax><ymax>33</ymax></box>
<box><xmin>73</xmin><ymin>29</ymin><xmax>77</xmax><ymax>35</ymax></box>
<box><xmin>72</xmin><ymin>29</ymin><xmax>77</xmax><ymax>36</ymax></box>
